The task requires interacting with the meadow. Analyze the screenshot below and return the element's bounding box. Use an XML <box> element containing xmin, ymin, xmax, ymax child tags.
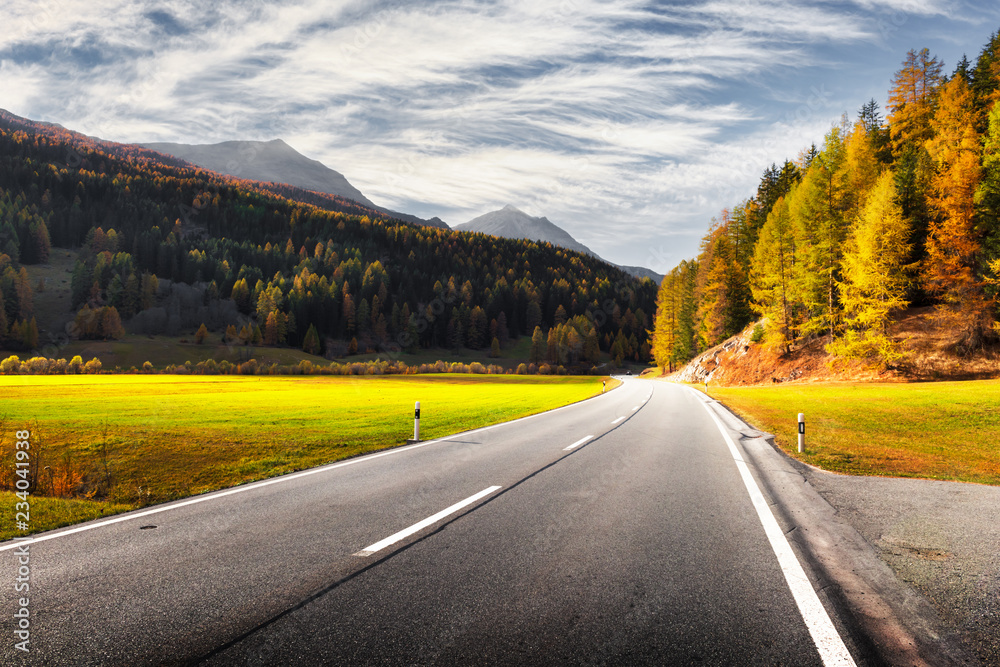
<box><xmin>710</xmin><ymin>380</ymin><xmax>1000</xmax><ymax>485</ymax></box>
<box><xmin>0</xmin><ymin>374</ymin><xmax>613</xmax><ymax>540</ymax></box>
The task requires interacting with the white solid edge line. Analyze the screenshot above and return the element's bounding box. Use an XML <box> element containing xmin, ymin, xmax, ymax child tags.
<box><xmin>354</xmin><ymin>485</ymin><xmax>502</xmax><ymax>557</ymax></box>
<box><xmin>563</xmin><ymin>435</ymin><xmax>594</xmax><ymax>451</ymax></box>
<box><xmin>611</xmin><ymin>416</ymin><xmax>626</xmax><ymax>424</ymax></box>
<box><xmin>692</xmin><ymin>389</ymin><xmax>856</xmax><ymax>667</ymax></box>
<box><xmin>0</xmin><ymin>383</ymin><xmax>616</xmax><ymax>552</ymax></box>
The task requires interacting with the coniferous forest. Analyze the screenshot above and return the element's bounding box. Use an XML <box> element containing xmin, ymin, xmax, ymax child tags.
<box><xmin>652</xmin><ymin>32</ymin><xmax>1000</xmax><ymax>371</ymax></box>
<box><xmin>0</xmin><ymin>111</ymin><xmax>656</xmax><ymax>371</ymax></box>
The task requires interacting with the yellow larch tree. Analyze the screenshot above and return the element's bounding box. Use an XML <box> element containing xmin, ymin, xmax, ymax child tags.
<box><xmin>837</xmin><ymin>120</ymin><xmax>882</xmax><ymax>223</ymax></box>
<box><xmin>829</xmin><ymin>172</ymin><xmax>911</xmax><ymax>365</ymax></box>
<box><xmin>750</xmin><ymin>196</ymin><xmax>797</xmax><ymax>353</ymax></box>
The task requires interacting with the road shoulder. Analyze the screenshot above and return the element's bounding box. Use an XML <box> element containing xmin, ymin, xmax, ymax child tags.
<box><xmin>704</xmin><ymin>396</ymin><xmax>986</xmax><ymax>666</ymax></box>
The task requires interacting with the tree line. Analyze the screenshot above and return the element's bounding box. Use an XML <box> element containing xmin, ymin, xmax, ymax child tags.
<box><xmin>653</xmin><ymin>31</ymin><xmax>1000</xmax><ymax>370</ymax></box>
<box><xmin>0</xmin><ymin>353</ymin><xmax>585</xmax><ymax>377</ymax></box>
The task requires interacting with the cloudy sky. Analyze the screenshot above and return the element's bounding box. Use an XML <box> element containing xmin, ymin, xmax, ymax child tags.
<box><xmin>2</xmin><ymin>0</ymin><xmax>999</xmax><ymax>272</ymax></box>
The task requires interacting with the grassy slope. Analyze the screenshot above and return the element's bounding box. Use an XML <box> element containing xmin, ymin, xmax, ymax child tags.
<box><xmin>50</xmin><ymin>334</ymin><xmax>328</xmax><ymax>369</ymax></box>
<box><xmin>0</xmin><ymin>374</ymin><xmax>613</xmax><ymax>540</ymax></box>
<box><xmin>710</xmin><ymin>380</ymin><xmax>1000</xmax><ymax>485</ymax></box>
<box><xmin>21</xmin><ymin>248</ymin><xmax>77</xmax><ymax>340</ymax></box>
<box><xmin>47</xmin><ymin>334</ymin><xmax>635</xmax><ymax>372</ymax></box>
<box><xmin>12</xmin><ymin>329</ymin><xmax>630</xmax><ymax>373</ymax></box>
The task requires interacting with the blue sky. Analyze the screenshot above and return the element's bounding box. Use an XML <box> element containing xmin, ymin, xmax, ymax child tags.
<box><xmin>2</xmin><ymin>0</ymin><xmax>999</xmax><ymax>272</ymax></box>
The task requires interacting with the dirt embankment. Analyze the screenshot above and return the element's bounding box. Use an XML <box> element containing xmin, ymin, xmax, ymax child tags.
<box><xmin>666</xmin><ymin>307</ymin><xmax>1000</xmax><ymax>387</ymax></box>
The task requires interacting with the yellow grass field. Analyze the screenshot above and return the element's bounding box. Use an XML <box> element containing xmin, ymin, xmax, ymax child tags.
<box><xmin>0</xmin><ymin>374</ymin><xmax>615</xmax><ymax>540</ymax></box>
<box><xmin>710</xmin><ymin>380</ymin><xmax>1000</xmax><ymax>486</ymax></box>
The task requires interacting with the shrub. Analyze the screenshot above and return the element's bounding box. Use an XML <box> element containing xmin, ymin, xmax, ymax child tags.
<box><xmin>0</xmin><ymin>356</ymin><xmax>22</xmax><ymax>374</ymax></box>
<box><xmin>68</xmin><ymin>355</ymin><xmax>84</xmax><ymax>374</ymax></box>
<box><xmin>26</xmin><ymin>357</ymin><xmax>49</xmax><ymax>374</ymax></box>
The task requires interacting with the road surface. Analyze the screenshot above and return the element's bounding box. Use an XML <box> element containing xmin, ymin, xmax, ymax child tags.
<box><xmin>1</xmin><ymin>378</ymin><xmax>866</xmax><ymax>665</ymax></box>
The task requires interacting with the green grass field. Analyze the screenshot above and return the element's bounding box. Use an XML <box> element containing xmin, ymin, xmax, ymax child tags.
<box><xmin>0</xmin><ymin>374</ymin><xmax>613</xmax><ymax>540</ymax></box>
<box><xmin>710</xmin><ymin>380</ymin><xmax>1000</xmax><ymax>486</ymax></box>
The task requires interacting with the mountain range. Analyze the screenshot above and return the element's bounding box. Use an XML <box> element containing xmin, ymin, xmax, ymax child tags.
<box><xmin>0</xmin><ymin>110</ymin><xmax>657</xmax><ymax>281</ymax></box>
<box><xmin>143</xmin><ymin>139</ymin><xmax>661</xmax><ymax>282</ymax></box>
<box><xmin>142</xmin><ymin>139</ymin><xmax>448</xmax><ymax>229</ymax></box>
<box><xmin>456</xmin><ymin>205</ymin><xmax>594</xmax><ymax>256</ymax></box>
<box><xmin>457</xmin><ymin>206</ymin><xmax>663</xmax><ymax>283</ymax></box>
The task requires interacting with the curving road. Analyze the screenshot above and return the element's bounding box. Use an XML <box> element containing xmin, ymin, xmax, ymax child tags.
<box><xmin>1</xmin><ymin>379</ymin><xmax>868</xmax><ymax>665</ymax></box>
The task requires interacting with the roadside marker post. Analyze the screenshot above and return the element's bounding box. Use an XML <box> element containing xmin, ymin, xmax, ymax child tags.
<box><xmin>798</xmin><ymin>413</ymin><xmax>805</xmax><ymax>453</ymax></box>
<box><xmin>413</xmin><ymin>401</ymin><xmax>421</xmax><ymax>443</ymax></box>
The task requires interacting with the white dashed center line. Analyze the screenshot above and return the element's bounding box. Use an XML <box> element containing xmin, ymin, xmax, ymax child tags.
<box><xmin>563</xmin><ymin>435</ymin><xmax>594</xmax><ymax>451</ymax></box>
<box><xmin>354</xmin><ymin>486</ymin><xmax>502</xmax><ymax>557</ymax></box>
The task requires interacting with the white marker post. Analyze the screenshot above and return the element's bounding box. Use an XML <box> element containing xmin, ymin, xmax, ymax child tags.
<box><xmin>798</xmin><ymin>413</ymin><xmax>805</xmax><ymax>453</ymax></box>
<box><xmin>413</xmin><ymin>401</ymin><xmax>421</xmax><ymax>443</ymax></box>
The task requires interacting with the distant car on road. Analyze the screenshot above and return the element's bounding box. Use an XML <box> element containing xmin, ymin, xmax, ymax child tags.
<box><xmin>625</xmin><ymin>370</ymin><xmax>632</xmax><ymax>376</ymax></box>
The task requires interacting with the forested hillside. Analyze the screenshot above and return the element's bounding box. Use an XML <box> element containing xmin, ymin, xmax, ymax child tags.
<box><xmin>0</xmin><ymin>111</ymin><xmax>655</xmax><ymax>368</ymax></box>
<box><xmin>653</xmin><ymin>31</ymin><xmax>1000</xmax><ymax>372</ymax></box>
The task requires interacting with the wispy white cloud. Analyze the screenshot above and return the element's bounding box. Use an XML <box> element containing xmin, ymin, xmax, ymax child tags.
<box><xmin>661</xmin><ymin>0</ymin><xmax>874</xmax><ymax>40</ymax></box>
<box><xmin>1</xmin><ymin>0</ymin><xmax>997</xmax><ymax>270</ymax></box>
<box><xmin>848</xmin><ymin>0</ymin><xmax>954</xmax><ymax>17</ymax></box>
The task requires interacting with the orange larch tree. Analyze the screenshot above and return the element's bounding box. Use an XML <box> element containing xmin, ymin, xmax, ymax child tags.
<box><xmin>887</xmin><ymin>48</ymin><xmax>944</xmax><ymax>155</ymax></box>
<box><xmin>923</xmin><ymin>75</ymin><xmax>992</xmax><ymax>351</ymax></box>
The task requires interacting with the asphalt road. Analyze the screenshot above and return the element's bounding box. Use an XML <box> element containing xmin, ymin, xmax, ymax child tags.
<box><xmin>1</xmin><ymin>379</ymin><xmax>865</xmax><ymax>665</ymax></box>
